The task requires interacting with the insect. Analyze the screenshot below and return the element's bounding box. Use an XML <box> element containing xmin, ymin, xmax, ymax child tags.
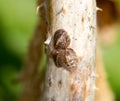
<box><xmin>51</xmin><ymin>29</ymin><xmax>78</xmax><ymax>71</ymax></box>
<box><xmin>52</xmin><ymin>48</ymin><xmax>78</xmax><ymax>71</ymax></box>
<box><xmin>53</xmin><ymin>29</ymin><xmax>71</xmax><ymax>49</ymax></box>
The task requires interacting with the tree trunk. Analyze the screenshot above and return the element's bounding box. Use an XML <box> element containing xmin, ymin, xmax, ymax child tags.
<box><xmin>42</xmin><ymin>0</ymin><xmax>97</xmax><ymax>101</ymax></box>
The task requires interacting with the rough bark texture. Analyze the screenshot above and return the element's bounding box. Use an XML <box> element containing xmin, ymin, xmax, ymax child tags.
<box><xmin>42</xmin><ymin>0</ymin><xmax>97</xmax><ymax>101</ymax></box>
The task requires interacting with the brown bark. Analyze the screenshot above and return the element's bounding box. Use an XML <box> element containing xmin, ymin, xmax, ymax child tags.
<box><xmin>19</xmin><ymin>0</ymin><xmax>47</xmax><ymax>101</ymax></box>
<box><xmin>97</xmin><ymin>0</ymin><xmax>120</xmax><ymax>46</ymax></box>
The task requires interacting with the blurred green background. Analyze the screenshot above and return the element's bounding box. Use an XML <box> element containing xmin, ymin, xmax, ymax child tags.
<box><xmin>0</xmin><ymin>0</ymin><xmax>120</xmax><ymax>101</ymax></box>
<box><xmin>0</xmin><ymin>0</ymin><xmax>37</xmax><ymax>101</ymax></box>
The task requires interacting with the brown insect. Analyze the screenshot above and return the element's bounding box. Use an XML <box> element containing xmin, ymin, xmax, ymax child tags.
<box><xmin>51</xmin><ymin>29</ymin><xmax>78</xmax><ymax>71</ymax></box>
<box><xmin>52</xmin><ymin>48</ymin><xmax>78</xmax><ymax>71</ymax></box>
<box><xmin>54</xmin><ymin>29</ymin><xmax>71</xmax><ymax>49</ymax></box>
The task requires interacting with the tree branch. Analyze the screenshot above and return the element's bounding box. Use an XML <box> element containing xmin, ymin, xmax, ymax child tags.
<box><xmin>42</xmin><ymin>0</ymin><xmax>97</xmax><ymax>101</ymax></box>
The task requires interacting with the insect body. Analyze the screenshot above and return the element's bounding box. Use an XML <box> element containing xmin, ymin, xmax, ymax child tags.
<box><xmin>52</xmin><ymin>48</ymin><xmax>78</xmax><ymax>71</ymax></box>
<box><xmin>51</xmin><ymin>29</ymin><xmax>78</xmax><ymax>71</ymax></box>
<box><xmin>54</xmin><ymin>29</ymin><xmax>70</xmax><ymax>49</ymax></box>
